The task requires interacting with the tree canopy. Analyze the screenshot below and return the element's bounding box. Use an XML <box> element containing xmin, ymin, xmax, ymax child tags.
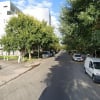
<box><xmin>60</xmin><ymin>0</ymin><xmax>100</xmax><ymax>55</ymax></box>
<box><xmin>1</xmin><ymin>13</ymin><xmax>59</xmax><ymax>59</ymax></box>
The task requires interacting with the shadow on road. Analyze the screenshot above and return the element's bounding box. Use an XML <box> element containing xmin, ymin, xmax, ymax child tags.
<box><xmin>39</xmin><ymin>51</ymin><xmax>71</xmax><ymax>100</ymax></box>
<box><xmin>39</xmin><ymin>51</ymin><xmax>100</xmax><ymax>100</ymax></box>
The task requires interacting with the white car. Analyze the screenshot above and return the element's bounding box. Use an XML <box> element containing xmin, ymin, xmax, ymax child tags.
<box><xmin>84</xmin><ymin>57</ymin><xmax>100</xmax><ymax>82</ymax></box>
<box><xmin>72</xmin><ymin>53</ymin><xmax>83</xmax><ymax>61</ymax></box>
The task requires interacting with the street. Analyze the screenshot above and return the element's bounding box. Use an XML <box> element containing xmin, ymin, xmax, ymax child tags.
<box><xmin>0</xmin><ymin>51</ymin><xmax>100</xmax><ymax>100</ymax></box>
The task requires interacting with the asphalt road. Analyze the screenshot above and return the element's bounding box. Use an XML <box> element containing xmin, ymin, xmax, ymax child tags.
<box><xmin>39</xmin><ymin>51</ymin><xmax>100</xmax><ymax>100</ymax></box>
<box><xmin>0</xmin><ymin>50</ymin><xmax>100</xmax><ymax>100</ymax></box>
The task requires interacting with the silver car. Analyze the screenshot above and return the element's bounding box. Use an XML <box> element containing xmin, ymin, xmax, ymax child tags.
<box><xmin>42</xmin><ymin>51</ymin><xmax>51</xmax><ymax>58</ymax></box>
<box><xmin>72</xmin><ymin>53</ymin><xmax>83</xmax><ymax>61</ymax></box>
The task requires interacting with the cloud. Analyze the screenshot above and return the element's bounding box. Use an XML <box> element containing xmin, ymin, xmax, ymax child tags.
<box><xmin>51</xmin><ymin>15</ymin><xmax>61</xmax><ymax>37</ymax></box>
<box><xmin>36</xmin><ymin>1</ymin><xmax>52</xmax><ymax>8</ymax></box>
<box><xmin>13</xmin><ymin>0</ymin><xmax>26</xmax><ymax>9</ymax></box>
<box><xmin>13</xmin><ymin>0</ymin><xmax>52</xmax><ymax>10</ymax></box>
<box><xmin>23</xmin><ymin>7</ymin><xmax>50</xmax><ymax>24</ymax></box>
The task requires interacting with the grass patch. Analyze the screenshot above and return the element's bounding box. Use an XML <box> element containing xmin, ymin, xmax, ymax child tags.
<box><xmin>0</xmin><ymin>55</ymin><xmax>38</xmax><ymax>63</ymax></box>
<box><xmin>0</xmin><ymin>55</ymin><xmax>18</xmax><ymax>60</ymax></box>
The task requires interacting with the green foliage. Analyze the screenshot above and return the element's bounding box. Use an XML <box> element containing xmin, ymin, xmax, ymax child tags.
<box><xmin>1</xmin><ymin>13</ymin><xmax>59</xmax><ymax>58</ymax></box>
<box><xmin>0</xmin><ymin>55</ymin><xmax>18</xmax><ymax>60</ymax></box>
<box><xmin>60</xmin><ymin>0</ymin><xmax>100</xmax><ymax>54</ymax></box>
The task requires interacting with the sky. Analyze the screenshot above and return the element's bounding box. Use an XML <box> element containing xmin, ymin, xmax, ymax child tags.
<box><xmin>1</xmin><ymin>0</ymin><xmax>67</xmax><ymax>37</ymax></box>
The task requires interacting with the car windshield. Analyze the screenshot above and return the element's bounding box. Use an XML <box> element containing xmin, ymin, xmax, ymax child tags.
<box><xmin>93</xmin><ymin>62</ymin><xmax>100</xmax><ymax>69</ymax></box>
<box><xmin>75</xmin><ymin>54</ymin><xmax>81</xmax><ymax>57</ymax></box>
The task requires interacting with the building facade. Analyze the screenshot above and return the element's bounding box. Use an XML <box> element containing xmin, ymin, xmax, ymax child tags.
<box><xmin>0</xmin><ymin>1</ymin><xmax>21</xmax><ymax>55</ymax></box>
<box><xmin>0</xmin><ymin>1</ymin><xmax>21</xmax><ymax>38</ymax></box>
<box><xmin>30</xmin><ymin>7</ymin><xmax>51</xmax><ymax>25</ymax></box>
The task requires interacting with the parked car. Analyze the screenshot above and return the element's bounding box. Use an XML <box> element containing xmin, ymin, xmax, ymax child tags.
<box><xmin>50</xmin><ymin>50</ymin><xmax>55</xmax><ymax>57</ymax></box>
<box><xmin>84</xmin><ymin>57</ymin><xmax>100</xmax><ymax>82</ymax></box>
<box><xmin>42</xmin><ymin>51</ymin><xmax>51</xmax><ymax>58</ymax></box>
<box><xmin>72</xmin><ymin>53</ymin><xmax>83</xmax><ymax>61</ymax></box>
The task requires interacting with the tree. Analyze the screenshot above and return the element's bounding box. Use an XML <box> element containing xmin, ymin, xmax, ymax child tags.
<box><xmin>60</xmin><ymin>0</ymin><xmax>100</xmax><ymax>54</ymax></box>
<box><xmin>1</xmin><ymin>13</ymin><xmax>41</xmax><ymax>62</ymax></box>
<box><xmin>1</xmin><ymin>13</ymin><xmax>59</xmax><ymax>61</ymax></box>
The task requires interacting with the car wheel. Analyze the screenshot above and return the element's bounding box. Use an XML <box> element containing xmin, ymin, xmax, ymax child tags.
<box><xmin>92</xmin><ymin>75</ymin><xmax>96</xmax><ymax>82</ymax></box>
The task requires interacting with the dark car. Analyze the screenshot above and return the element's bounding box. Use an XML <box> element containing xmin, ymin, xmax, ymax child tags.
<box><xmin>42</xmin><ymin>51</ymin><xmax>51</xmax><ymax>58</ymax></box>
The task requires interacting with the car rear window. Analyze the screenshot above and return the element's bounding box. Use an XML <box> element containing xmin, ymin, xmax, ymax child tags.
<box><xmin>75</xmin><ymin>54</ymin><xmax>81</xmax><ymax>57</ymax></box>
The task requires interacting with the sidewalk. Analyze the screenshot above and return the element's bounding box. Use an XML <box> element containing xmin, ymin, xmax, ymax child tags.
<box><xmin>0</xmin><ymin>60</ymin><xmax>40</xmax><ymax>86</ymax></box>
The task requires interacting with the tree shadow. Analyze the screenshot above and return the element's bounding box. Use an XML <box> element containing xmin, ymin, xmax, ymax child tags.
<box><xmin>39</xmin><ymin>52</ymin><xmax>71</xmax><ymax>100</ymax></box>
<box><xmin>39</xmin><ymin>51</ymin><xmax>100</xmax><ymax>100</ymax></box>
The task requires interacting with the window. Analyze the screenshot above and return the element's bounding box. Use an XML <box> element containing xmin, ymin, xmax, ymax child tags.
<box><xmin>3</xmin><ymin>5</ymin><xmax>8</xmax><ymax>8</ymax></box>
<box><xmin>93</xmin><ymin>62</ymin><xmax>100</xmax><ymax>69</ymax></box>
<box><xmin>7</xmin><ymin>11</ymin><xmax>12</xmax><ymax>15</ymax></box>
<box><xmin>89</xmin><ymin>61</ymin><xmax>93</xmax><ymax>68</ymax></box>
<box><xmin>75</xmin><ymin>54</ymin><xmax>81</xmax><ymax>57</ymax></box>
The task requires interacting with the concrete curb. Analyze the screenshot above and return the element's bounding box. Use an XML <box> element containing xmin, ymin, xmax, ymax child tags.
<box><xmin>0</xmin><ymin>62</ymin><xmax>40</xmax><ymax>87</ymax></box>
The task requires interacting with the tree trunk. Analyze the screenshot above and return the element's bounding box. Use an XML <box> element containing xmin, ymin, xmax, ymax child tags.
<box><xmin>18</xmin><ymin>51</ymin><xmax>22</xmax><ymax>63</ymax></box>
<box><xmin>38</xmin><ymin>45</ymin><xmax>40</xmax><ymax>58</ymax></box>
<box><xmin>94</xmin><ymin>50</ymin><xmax>97</xmax><ymax>58</ymax></box>
<box><xmin>29</xmin><ymin>51</ymin><xmax>31</xmax><ymax>60</ymax></box>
